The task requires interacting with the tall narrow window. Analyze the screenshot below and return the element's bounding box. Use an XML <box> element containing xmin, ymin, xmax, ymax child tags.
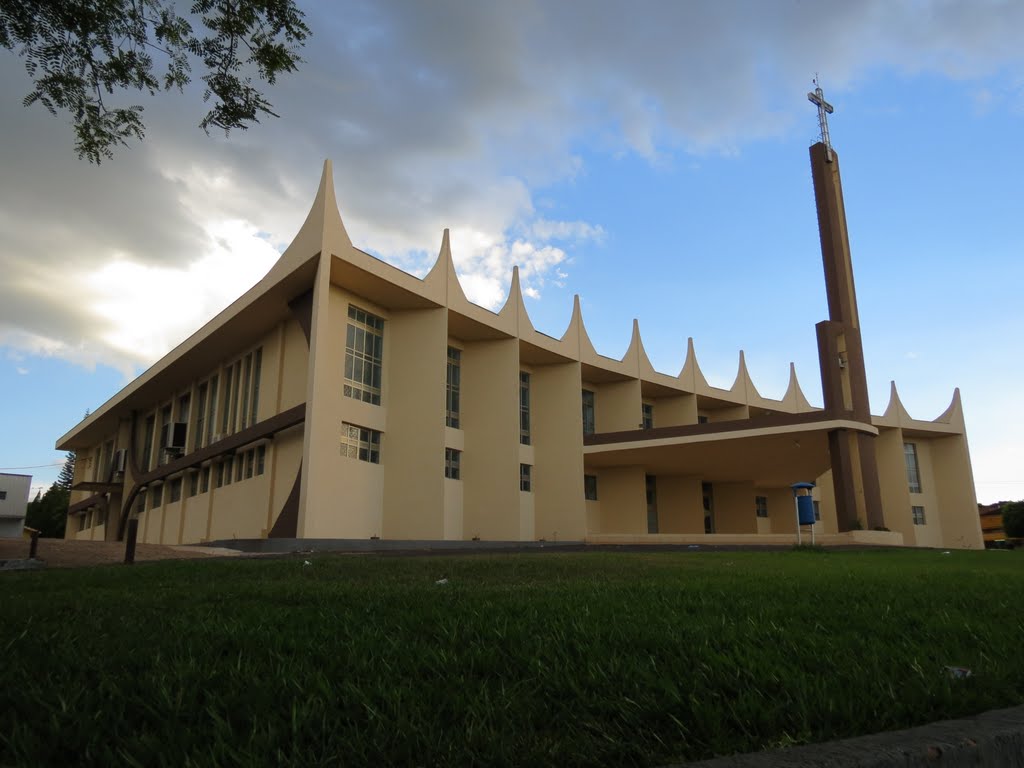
<box><xmin>256</xmin><ymin>445</ymin><xmax>266</xmax><ymax>475</ymax></box>
<box><xmin>188</xmin><ymin>471</ymin><xmax>198</xmax><ymax>497</ymax></box>
<box><xmin>169</xmin><ymin>477</ymin><xmax>182</xmax><ymax>503</ymax></box>
<box><xmin>520</xmin><ymin>463</ymin><xmax>532</xmax><ymax>492</ymax></box>
<box><xmin>195</xmin><ymin>382</ymin><xmax>208</xmax><ymax>451</ymax></box>
<box><xmin>229</xmin><ymin>360</ymin><xmax>241</xmax><ymax>433</ymax></box>
<box><xmin>240</xmin><ymin>353</ymin><xmax>252</xmax><ymax>429</ymax></box>
<box><xmin>140</xmin><ymin>414</ymin><xmax>155</xmax><ymax>471</ymax></box>
<box><xmin>904</xmin><ymin>442</ymin><xmax>922</xmax><ymax>493</ymax></box>
<box><xmin>584</xmin><ymin>474</ymin><xmax>598</xmax><ymax>501</ymax></box>
<box><xmin>344</xmin><ymin>305</ymin><xmax>384</xmax><ymax>405</ymax></box>
<box><xmin>159</xmin><ymin>405</ymin><xmax>172</xmax><ymax>464</ymax></box>
<box><xmin>642</xmin><ymin>402</ymin><xmax>654</xmax><ymax>430</ymax></box>
<box><xmin>221</xmin><ymin>367</ymin><xmax>233</xmax><ymax>435</ymax></box>
<box><xmin>207</xmin><ymin>374</ymin><xmax>219</xmax><ymax>443</ymax></box>
<box><xmin>446</xmin><ymin>347</ymin><xmax>461</xmax><ymax>428</ymax></box>
<box><xmin>702</xmin><ymin>481</ymin><xmax>715</xmax><ymax>534</ymax></box>
<box><xmin>520</xmin><ymin>372</ymin><xmax>531</xmax><ymax>445</ymax></box>
<box><xmin>444</xmin><ymin>448</ymin><xmax>461</xmax><ymax>480</ymax></box>
<box><xmin>250</xmin><ymin>348</ymin><xmax>262</xmax><ymax>425</ymax></box>
<box><xmin>201</xmin><ymin>466</ymin><xmax>210</xmax><ymax>493</ymax></box>
<box><xmin>245</xmin><ymin>449</ymin><xmax>255</xmax><ymax>479</ymax></box>
<box><xmin>582</xmin><ymin>389</ymin><xmax>595</xmax><ymax>436</ymax></box>
<box><xmin>150</xmin><ymin>484</ymin><xmax>163</xmax><ymax>508</ymax></box>
<box><xmin>912</xmin><ymin>505</ymin><xmax>926</xmax><ymax>525</ymax></box>
<box><xmin>646</xmin><ymin>474</ymin><xmax>658</xmax><ymax>533</ymax></box>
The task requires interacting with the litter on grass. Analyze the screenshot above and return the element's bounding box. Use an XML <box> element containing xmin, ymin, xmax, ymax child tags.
<box><xmin>435</xmin><ymin>577</ymin><xmax>449</xmax><ymax>585</ymax></box>
<box><xmin>946</xmin><ymin>666</ymin><xmax>972</xmax><ymax>680</ymax></box>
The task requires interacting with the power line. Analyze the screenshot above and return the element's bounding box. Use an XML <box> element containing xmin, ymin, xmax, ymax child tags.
<box><xmin>0</xmin><ymin>462</ymin><xmax>65</xmax><ymax>471</ymax></box>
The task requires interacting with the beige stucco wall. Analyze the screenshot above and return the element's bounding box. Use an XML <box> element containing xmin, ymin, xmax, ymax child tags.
<box><xmin>382</xmin><ymin>307</ymin><xmax>447</xmax><ymax>539</ymax></box>
<box><xmin>876</xmin><ymin>427</ymin><xmax>915</xmax><ymax>543</ymax></box>
<box><xmin>597</xmin><ymin>466</ymin><xmax>646</xmax><ymax>534</ymax></box>
<box><xmin>594</xmin><ymin>379</ymin><xmax>643</xmax><ymax>433</ymax></box>
<box><xmin>532</xmin><ymin>360</ymin><xmax>587</xmax><ymax>541</ymax></box>
<box><xmin>651</xmin><ymin>394</ymin><xmax>698</xmax><ymax>428</ymax></box>
<box><xmin>462</xmin><ymin>337</ymin><xmax>521</xmax><ymax>540</ymax></box>
<box><xmin>931</xmin><ymin>434</ymin><xmax>983</xmax><ymax>549</ymax></box>
<box><xmin>713</xmin><ymin>481</ymin><xmax>757</xmax><ymax>534</ymax></box>
<box><xmin>657</xmin><ymin>475</ymin><xmax>704</xmax><ymax>534</ymax></box>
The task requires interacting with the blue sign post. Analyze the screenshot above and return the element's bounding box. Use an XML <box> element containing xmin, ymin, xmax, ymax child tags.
<box><xmin>791</xmin><ymin>482</ymin><xmax>816</xmax><ymax>545</ymax></box>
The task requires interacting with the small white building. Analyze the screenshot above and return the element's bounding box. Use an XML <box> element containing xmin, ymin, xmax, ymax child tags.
<box><xmin>0</xmin><ymin>473</ymin><xmax>31</xmax><ymax>538</ymax></box>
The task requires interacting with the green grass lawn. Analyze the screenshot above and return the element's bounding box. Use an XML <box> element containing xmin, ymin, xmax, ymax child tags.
<box><xmin>2</xmin><ymin>548</ymin><xmax>1023</xmax><ymax>767</ymax></box>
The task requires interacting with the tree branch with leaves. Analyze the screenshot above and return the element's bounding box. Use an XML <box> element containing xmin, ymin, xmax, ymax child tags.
<box><xmin>0</xmin><ymin>0</ymin><xmax>309</xmax><ymax>163</ymax></box>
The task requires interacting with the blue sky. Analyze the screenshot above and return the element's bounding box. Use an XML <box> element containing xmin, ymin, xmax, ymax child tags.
<box><xmin>1</xmin><ymin>1</ymin><xmax>1022</xmax><ymax>504</ymax></box>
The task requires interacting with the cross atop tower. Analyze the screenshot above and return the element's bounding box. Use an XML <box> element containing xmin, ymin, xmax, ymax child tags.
<box><xmin>807</xmin><ymin>76</ymin><xmax>834</xmax><ymax>162</ymax></box>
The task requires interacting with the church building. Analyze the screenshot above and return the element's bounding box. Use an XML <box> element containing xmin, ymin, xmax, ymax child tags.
<box><xmin>57</xmin><ymin>137</ymin><xmax>984</xmax><ymax>549</ymax></box>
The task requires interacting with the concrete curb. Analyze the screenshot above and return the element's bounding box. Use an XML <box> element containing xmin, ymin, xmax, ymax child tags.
<box><xmin>676</xmin><ymin>704</ymin><xmax>1024</xmax><ymax>767</ymax></box>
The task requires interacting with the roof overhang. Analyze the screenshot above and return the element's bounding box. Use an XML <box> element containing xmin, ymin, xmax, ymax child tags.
<box><xmin>56</xmin><ymin>254</ymin><xmax>320</xmax><ymax>451</ymax></box>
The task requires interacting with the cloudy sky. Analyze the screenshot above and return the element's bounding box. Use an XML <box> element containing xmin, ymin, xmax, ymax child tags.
<box><xmin>1</xmin><ymin>0</ymin><xmax>1022</xmax><ymax>504</ymax></box>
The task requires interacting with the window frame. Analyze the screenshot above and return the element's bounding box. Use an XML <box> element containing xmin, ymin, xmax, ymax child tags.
<box><xmin>341</xmin><ymin>422</ymin><xmax>382</xmax><ymax>464</ymax></box>
<box><xmin>444</xmin><ymin>447</ymin><xmax>461</xmax><ymax>480</ymax></box>
<box><xmin>344</xmin><ymin>305</ymin><xmax>385</xmax><ymax>406</ymax></box>
<box><xmin>446</xmin><ymin>346</ymin><xmax>461</xmax><ymax>429</ymax></box>
<box><xmin>582</xmin><ymin>389</ymin><xmax>596</xmax><ymax>436</ymax></box>
<box><xmin>519</xmin><ymin>463</ymin><xmax>532</xmax><ymax>492</ymax></box>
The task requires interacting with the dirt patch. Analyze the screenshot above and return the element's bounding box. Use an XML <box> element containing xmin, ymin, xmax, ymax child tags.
<box><xmin>0</xmin><ymin>537</ymin><xmax>239</xmax><ymax>569</ymax></box>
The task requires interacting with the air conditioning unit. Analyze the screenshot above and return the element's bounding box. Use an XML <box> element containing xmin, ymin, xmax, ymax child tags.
<box><xmin>113</xmin><ymin>448</ymin><xmax>128</xmax><ymax>474</ymax></box>
<box><xmin>161</xmin><ymin>422</ymin><xmax>188</xmax><ymax>450</ymax></box>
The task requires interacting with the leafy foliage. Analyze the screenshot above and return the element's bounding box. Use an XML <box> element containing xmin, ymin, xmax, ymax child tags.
<box><xmin>0</xmin><ymin>0</ymin><xmax>309</xmax><ymax>163</ymax></box>
<box><xmin>1003</xmin><ymin>501</ymin><xmax>1024</xmax><ymax>539</ymax></box>
<box><xmin>24</xmin><ymin>453</ymin><xmax>74</xmax><ymax>537</ymax></box>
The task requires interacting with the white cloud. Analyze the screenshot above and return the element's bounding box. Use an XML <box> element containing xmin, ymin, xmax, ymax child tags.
<box><xmin>2</xmin><ymin>0</ymin><xmax>1024</xmax><ymax>371</ymax></box>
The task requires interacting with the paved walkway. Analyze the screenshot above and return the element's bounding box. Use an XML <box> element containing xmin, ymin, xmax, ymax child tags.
<box><xmin>0</xmin><ymin>537</ymin><xmax>240</xmax><ymax>568</ymax></box>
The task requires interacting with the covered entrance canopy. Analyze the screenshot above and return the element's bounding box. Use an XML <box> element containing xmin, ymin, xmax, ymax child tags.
<box><xmin>583</xmin><ymin>415</ymin><xmax>877</xmax><ymax>487</ymax></box>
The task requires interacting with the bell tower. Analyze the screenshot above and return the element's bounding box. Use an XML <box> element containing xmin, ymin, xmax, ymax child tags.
<box><xmin>807</xmin><ymin>80</ymin><xmax>885</xmax><ymax>531</ymax></box>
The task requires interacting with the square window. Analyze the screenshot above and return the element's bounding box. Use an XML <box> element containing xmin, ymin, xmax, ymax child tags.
<box><xmin>341</xmin><ymin>423</ymin><xmax>382</xmax><ymax>464</ymax></box>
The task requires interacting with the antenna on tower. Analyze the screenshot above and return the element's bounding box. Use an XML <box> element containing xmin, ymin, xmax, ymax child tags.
<box><xmin>808</xmin><ymin>74</ymin><xmax>835</xmax><ymax>162</ymax></box>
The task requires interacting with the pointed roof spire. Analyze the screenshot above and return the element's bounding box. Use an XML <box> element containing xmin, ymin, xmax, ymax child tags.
<box><xmin>679</xmin><ymin>337</ymin><xmax>710</xmax><ymax>392</ymax></box>
<box><xmin>783</xmin><ymin>362</ymin><xmax>815</xmax><ymax>412</ymax></box>
<box><xmin>499</xmin><ymin>266</ymin><xmax>536</xmax><ymax>334</ymax></box>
